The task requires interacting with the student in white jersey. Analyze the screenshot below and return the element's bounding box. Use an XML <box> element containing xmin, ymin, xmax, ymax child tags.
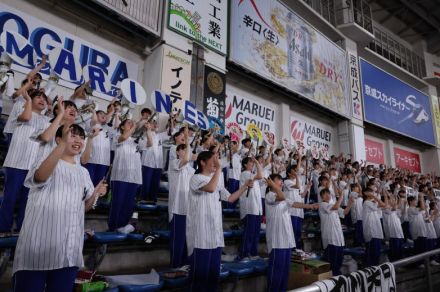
<box><xmin>284</xmin><ymin>164</ymin><xmax>312</xmax><ymax>249</ymax></box>
<box><xmin>349</xmin><ymin>183</ymin><xmax>364</xmax><ymax>246</ymax></box>
<box><xmin>382</xmin><ymin>190</ymin><xmax>404</xmax><ymax>261</ymax></box>
<box><xmin>319</xmin><ymin>188</ymin><xmax>354</xmax><ymax>276</ymax></box>
<box><xmin>362</xmin><ymin>188</ymin><xmax>385</xmax><ymax>267</ymax></box>
<box><xmin>265</xmin><ymin>174</ymin><xmax>318</xmax><ymax>292</ymax></box>
<box><xmin>168</xmin><ymin>126</ymin><xmax>195</xmax><ymax>268</ymax></box>
<box><xmin>84</xmin><ymin>110</ymin><xmax>111</xmax><ymax>186</ymax></box>
<box><xmin>140</xmin><ymin>119</ymin><xmax>169</xmax><ymax>203</ymax></box>
<box><xmin>0</xmin><ymin>89</ymin><xmax>49</xmax><ymax>232</ymax></box>
<box><xmin>109</xmin><ymin>119</ymin><xmax>142</xmax><ymax>231</ymax></box>
<box><xmin>3</xmin><ymin>57</ymin><xmax>46</xmax><ymax>145</ymax></box>
<box><xmin>186</xmin><ymin>151</ymin><xmax>252</xmax><ymax>292</ymax></box>
<box><xmin>408</xmin><ymin>194</ymin><xmax>429</xmax><ymax>256</ymax></box>
<box><xmin>12</xmin><ymin>124</ymin><xmax>107</xmax><ymax>292</ymax></box>
<box><xmin>238</xmin><ymin>156</ymin><xmax>263</xmax><ymax>259</ymax></box>
<box><xmin>225</xmin><ymin>140</ymin><xmax>241</xmax><ymax>209</ymax></box>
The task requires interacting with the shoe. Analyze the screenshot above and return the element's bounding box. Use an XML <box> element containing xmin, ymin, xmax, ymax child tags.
<box><xmin>250</xmin><ymin>255</ymin><xmax>261</xmax><ymax>260</ymax></box>
<box><xmin>144</xmin><ymin>232</ymin><xmax>159</xmax><ymax>244</ymax></box>
<box><xmin>430</xmin><ymin>260</ymin><xmax>440</xmax><ymax>266</ymax></box>
<box><xmin>260</xmin><ymin>223</ymin><xmax>266</xmax><ymax>230</ymax></box>
<box><xmin>418</xmin><ymin>264</ymin><xmax>425</xmax><ymax>269</ymax></box>
<box><xmin>116</xmin><ymin>224</ymin><xmax>135</xmax><ymax>234</ymax></box>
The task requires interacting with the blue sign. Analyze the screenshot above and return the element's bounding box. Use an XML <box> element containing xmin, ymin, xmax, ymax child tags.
<box><xmin>360</xmin><ymin>59</ymin><xmax>435</xmax><ymax>144</ymax></box>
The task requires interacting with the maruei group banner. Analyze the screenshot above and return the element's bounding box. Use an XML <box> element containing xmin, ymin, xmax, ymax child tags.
<box><xmin>168</xmin><ymin>0</ymin><xmax>227</xmax><ymax>55</ymax></box>
<box><xmin>360</xmin><ymin>59</ymin><xmax>435</xmax><ymax>145</ymax></box>
<box><xmin>0</xmin><ymin>3</ymin><xmax>139</xmax><ymax>100</ymax></box>
<box><xmin>289</xmin><ymin>117</ymin><xmax>334</xmax><ymax>154</ymax></box>
<box><xmin>229</xmin><ymin>0</ymin><xmax>349</xmax><ymax>116</ymax></box>
<box><xmin>364</xmin><ymin>138</ymin><xmax>385</xmax><ymax>165</ymax></box>
<box><xmin>224</xmin><ymin>90</ymin><xmax>276</xmax><ymax>134</ymax></box>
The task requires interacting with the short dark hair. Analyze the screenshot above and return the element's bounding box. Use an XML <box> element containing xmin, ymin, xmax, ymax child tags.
<box><xmin>55</xmin><ymin>124</ymin><xmax>85</xmax><ymax>139</ymax></box>
<box><xmin>176</xmin><ymin>143</ymin><xmax>187</xmax><ymax>152</ymax></box>
<box><xmin>241</xmin><ymin>138</ymin><xmax>251</xmax><ymax>145</ymax></box>
<box><xmin>320</xmin><ymin>188</ymin><xmax>330</xmax><ymax>197</ymax></box>
<box><xmin>141</xmin><ymin>108</ymin><xmax>152</xmax><ymax>115</ymax></box>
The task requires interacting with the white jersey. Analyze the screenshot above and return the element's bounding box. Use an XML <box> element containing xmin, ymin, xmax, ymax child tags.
<box><xmin>265</xmin><ymin>191</ymin><xmax>296</xmax><ymax>253</ymax></box>
<box><xmin>88</xmin><ymin>124</ymin><xmax>111</xmax><ymax>166</ymax></box>
<box><xmin>3</xmin><ymin>96</ymin><xmax>25</xmax><ymax>134</ymax></box>
<box><xmin>110</xmin><ymin>137</ymin><xmax>142</xmax><ymax>184</ymax></box>
<box><xmin>433</xmin><ymin>216</ymin><xmax>440</xmax><ymax>238</ymax></box>
<box><xmin>408</xmin><ymin>207</ymin><xmax>428</xmax><ymax>239</ymax></box>
<box><xmin>319</xmin><ymin>202</ymin><xmax>345</xmax><ymax>248</ymax></box>
<box><xmin>140</xmin><ymin>131</ymin><xmax>169</xmax><ymax>168</ymax></box>
<box><xmin>259</xmin><ymin>164</ymin><xmax>271</xmax><ymax>199</ymax></box>
<box><xmin>239</xmin><ymin>170</ymin><xmax>262</xmax><ymax>219</ymax></box>
<box><xmin>382</xmin><ymin>209</ymin><xmax>404</xmax><ymax>239</ymax></box>
<box><xmin>186</xmin><ymin>172</ymin><xmax>230</xmax><ymax>256</ymax></box>
<box><xmin>168</xmin><ymin>158</ymin><xmax>195</xmax><ymax>221</ymax></box>
<box><xmin>13</xmin><ymin>158</ymin><xmax>94</xmax><ymax>273</ymax></box>
<box><xmin>350</xmin><ymin>192</ymin><xmax>363</xmax><ymax>224</ymax></box>
<box><xmin>284</xmin><ymin>179</ymin><xmax>304</xmax><ymax>218</ymax></box>
<box><xmin>3</xmin><ymin>112</ymin><xmax>49</xmax><ymax>170</ymax></box>
<box><xmin>362</xmin><ymin>200</ymin><xmax>384</xmax><ymax>242</ymax></box>
<box><xmin>227</xmin><ymin>153</ymin><xmax>241</xmax><ymax>180</ymax></box>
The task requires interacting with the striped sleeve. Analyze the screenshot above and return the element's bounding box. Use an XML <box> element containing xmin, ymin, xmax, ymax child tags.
<box><xmin>190</xmin><ymin>174</ymin><xmax>210</xmax><ymax>193</ymax></box>
<box><xmin>83</xmin><ymin>167</ymin><xmax>95</xmax><ymax>200</ymax></box>
<box><xmin>24</xmin><ymin>155</ymin><xmax>52</xmax><ymax>189</ymax></box>
<box><xmin>266</xmin><ymin>191</ymin><xmax>277</xmax><ymax>204</ymax></box>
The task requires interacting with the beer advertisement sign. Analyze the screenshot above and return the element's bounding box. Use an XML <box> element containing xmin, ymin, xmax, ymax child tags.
<box><xmin>229</xmin><ymin>0</ymin><xmax>349</xmax><ymax>116</ymax></box>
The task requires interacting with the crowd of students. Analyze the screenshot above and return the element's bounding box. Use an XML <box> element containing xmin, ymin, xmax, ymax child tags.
<box><xmin>1</xmin><ymin>61</ymin><xmax>440</xmax><ymax>292</ymax></box>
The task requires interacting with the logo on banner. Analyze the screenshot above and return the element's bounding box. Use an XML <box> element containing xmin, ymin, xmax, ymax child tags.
<box><xmin>0</xmin><ymin>4</ymin><xmax>138</xmax><ymax>99</ymax></box>
<box><xmin>225</xmin><ymin>91</ymin><xmax>275</xmax><ymax>133</ymax></box>
<box><xmin>151</xmin><ymin>90</ymin><xmax>209</xmax><ymax>130</ymax></box>
<box><xmin>290</xmin><ymin>118</ymin><xmax>332</xmax><ymax>151</ymax></box>
<box><xmin>364</xmin><ymin>138</ymin><xmax>385</xmax><ymax>165</ymax></box>
<box><xmin>360</xmin><ymin>59</ymin><xmax>435</xmax><ymax>144</ymax></box>
<box><xmin>394</xmin><ymin>147</ymin><xmax>421</xmax><ymax>173</ymax></box>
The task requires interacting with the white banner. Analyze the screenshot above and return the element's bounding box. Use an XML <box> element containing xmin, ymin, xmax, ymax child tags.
<box><xmin>168</xmin><ymin>0</ymin><xmax>227</xmax><ymax>55</ymax></box>
<box><xmin>348</xmin><ymin>50</ymin><xmax>363</xmax><ymax>120</ymax></box>
<box><xmin>160</xmin><ymin>45</ymin><xmax>192</xmax><ymax>111</ymax></box>
<box><xmin>290</xmin><ymin>116</ymin><xmax>334</xmax><ymax>153</ymax></box>
<box><xmin>224</xmin><ymin>90</ymin><xmax>276</xmax><ymax>134</ymax></box>
<box><xmin>229</xmin><ymin>0</ymin><xmax>349</xmax><ymax>116</ymax></box>
<box><xmin>0</xmin><ymin>3</ymin><xmax>138</xmax><ymax>100</ymax></box>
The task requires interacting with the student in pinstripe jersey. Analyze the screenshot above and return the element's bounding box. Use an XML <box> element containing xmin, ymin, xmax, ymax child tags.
<box><xmin>12</xmin><ymin>124</ymin><xmax>107</xmax><ymax>292</ymax></box>
<box><xmin>265</xmin><ymin>174</ymin><xmax>318</xmax><ymax>292</ymax></box>
<box><xmin>0</xmin><ymin>88</ymin><xmax>49</xmax><ymax>233</ymax></box>
<box><xmin>140</xmin><ymin>119</ymin><xmax>169</xmax><ymax>204</ymax></box>
<box><xmin>3</xmin><ymin>56</ymin><xmax>46</xmax><ymax>145</ymax></box>
<box><xmin>108</xmin><ymin>118</ymin><xmax>142</xmax><ymax>232</ymax></box>
<box><xmin>186</xmin><ymin>151</ymin><xmax>252</xmax><ymax>292</ymax></box>
<box><xmin>83</xmin><ymin>110</ymin><xmax>111</xmax><ymax>186</ymax></box>
<box><xmin>238</xmin><ymin>156</ymin><xmax>263</xmax><ymax>259</ymax></box>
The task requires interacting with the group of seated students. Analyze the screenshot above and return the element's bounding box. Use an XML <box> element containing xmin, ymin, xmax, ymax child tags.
<box><xmin>1</xmin><ymin>59</ymin><xmax>440</xmax><ymax>292</ymax></box>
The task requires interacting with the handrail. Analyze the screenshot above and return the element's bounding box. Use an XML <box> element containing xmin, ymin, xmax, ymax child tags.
<box><xmin>288</xmin><ymin>248</ymin><xmax>440</xmax><ymax>292</ymax></box>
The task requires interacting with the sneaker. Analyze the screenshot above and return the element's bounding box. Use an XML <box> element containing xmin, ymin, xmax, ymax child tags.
<box><xmin>116</xmin><ymin>224</ymin><xmax>135</xmax><ymax>234</ymax></box>
<box><xmin>260</xmin><ymin>223</ymin><xmax>266</xmax><ymax>230</ymax></box>
<box><xmin>144</xmin><ymin>232</ymin><xmax>159</xmax><ymax>244</ymax></box>
<box><xmin>430</xmin><ymin>260</ymin><xmax>440</xmax><ymax>266</ymax></box>
<box><xmin>250</xmin><ymin>255</ymin><xmax>261</xmax><ymax>260</ymax></box>
<box><xmin>418</xmin><ymin>264</ymin><xmax>425</xmax><ymax>269</ymax></box>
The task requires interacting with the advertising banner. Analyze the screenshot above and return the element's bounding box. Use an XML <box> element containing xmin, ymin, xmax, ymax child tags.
<box><xmin>203</xmin><ymin>65</ymin><xmax>226</xmax><ymax>129</ymax></box>
<box><xmin>289</xmin><ymin>116</ymin><xmax>333</xmax><ymax>154</ymax></box>
<box><xmin>394</xmin><ymin>147</ymin><xmax>421</xmax><ymax>173</ymax></box>
<box><xmin>0</xmin><ymin>3</ymin><xmax>139</xmax><ymax>100</ymax></box>
<box><xmin>160</xmin><ymin>45</ymin><xmax>192</xmax><ymax>111</ymax></box>
<box><xmin>360</xmin><ymin>59</ymin><xmax>435</xmax><ymax>145</ymax></box>
<box><xmin>348</xmin><ymin>50</ymin><xmax>363</xmax><ymax>120</ymax></box>
<box><xmin>224</xmin><ymin>90</ymin><xmax>276</xmax><ymax>133</ymax></box>
<box><xmin>168</xmin><ymin>0</ymin><xmax>227</xmax><ymax>55</ymax></box>
<box><xmin>365</xmin><ymin>138</ymin><xmax>385</xmax><ymax>165</ymax></box>
<box><xmin>431</xmin><ymin>95</ymin><xmax>440</xmax><ymax>145</ymax></box>
<box><xmin>229</xmin><ymin>0</ymin><xmax>349</xmax><ymax>116</ymax></box>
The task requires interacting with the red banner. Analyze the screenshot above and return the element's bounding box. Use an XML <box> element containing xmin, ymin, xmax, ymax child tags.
<box><xmin>365</xmin><ymin>138</ymin><xmax>385</xmax><ymax>164</ymax></box>
<box><xmin>394</xmin><ymin>147</ymin><xmax>421</xmax><ymax>173</ymax></box>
